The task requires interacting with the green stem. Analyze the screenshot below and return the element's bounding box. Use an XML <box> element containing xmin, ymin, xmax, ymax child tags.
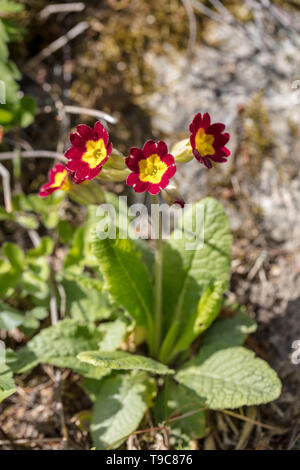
<box><xmin>152</xmin><ymin>194</ymin><xmax>163</xmax><ymax>357</ymax></box>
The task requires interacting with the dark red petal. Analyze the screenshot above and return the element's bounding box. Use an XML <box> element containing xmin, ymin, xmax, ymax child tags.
<box><xmin>134</xmin><ymin>180</ymin><xmax>149</xmax><ymax>193</ymax></box>
<box><xmin>190</xmin><ymin>133</ymin><xmax>196</xmax><ymax>149</ymax></box>
<box><xmin>192</xmin><ymin>149</ymin><xmax>202</xmax><ymax>162</ymax></box>
<box><xmin>222</xmin><ymin>146</ymin><xmax>231</xmax><ymax>156</ymax></box>
<box><xmin>39</xmin><ymin>183</ymin><xmax>56</xmax><ymax>197</ymax></box>
<box><xmin>64</xmin><ymin>146</ymin><xmax>84</xmax><ymax>160</ymax></box>
<box><xmin>211</xmin><ymin>155</ymin><xmax>228</xmax><ymax>163</ymax></box>
<box><xmin>214</xmin><ymin>146</ymin><xmax>231</xmax><ymax>158</ymax></box>
<box><xmin>94</xmin><ymin>121</ymin><xmax>109</xmax><ymax>146</ymax></box>
<box><xmin>143</xmin><ymin>140</ymin><xmax>156</xmax><ymax>157</ymax></box>
<box><xmin>125</xmin><ymin>155</ymin><xmax>140</xmax><ymax>172</ymax></box>
<box><xmin>73</xmin><ymin>162</ymin><xmax>90</xmax><ymax>181</ymax></box>
<box><xmin>202</xmin><ymin>113</ymin><xmax>211</xmax><ymax>130</ymax></box>
<box><xmin>129</xmin><ymin>147</ymin><xmax>144</xmax><ymax>159</ymax></box>
<box><xmin>207</xmin><ymin>123</ymin><xmax>226</xmax><ymax>135</ymax></box>
<box><xmin>159</xmin><ymin>174</ymin><xmax>170</xmax><ymax>189</ymax></box>
<box><xmin>222</xmin><ymin>132</ymin><xmax>230</xmax><ymax>145</ymax></box>
<box><xmin>148</xmin><ymin>183</ymin><xmax>161</xmax><ymax>195</ymax></box>
<box><xmin>127</xmin><ymin>172</ymin><xmax>140</xmax><ymax>186</ymax></box>
<box><xmin>213</xmin><ymin>133</ymin><xmax>229</xmax><ymax>148</ymax></box>
<box><xmin>164</xmin><ymin>164</ymin><xmax>176</xmax><ymax>179</ymax></box>
<box><xmin>88</xmin><ymin>166</ymin><xmax>103</xmax><ymax>179</ymax></box>
<box><xmin>161</xmin><ymin>153</ymin><xmax>175</xmax><ymax>166</ymax></box>
<box><xmin>156</xmin><ymin>141</ymin><xmax>168</xmax><ymax>156</ymax></box>
<box><xmin>189</xmin><ymin>113</ymin><xmax>202</xmax><ymax>134</ymax></box>
<box><xmin>66</xmin><ymin>159</ymin><xmax>80</xmax><ymax>171</ymax></box>
<box><xmin>76</xmin><ymin>124</ymin><xmax>94</xmax><ymax>141</ymax></box>
<box><xmin>69</xmin><ymin>132</ymin><xmax>87</xmax><ymax>149</ymax></box>
<box><xmin>203</xmin><ymin>158</ymin><xmax>213</xmax><ymax>169</ymax></box>
<box><xmin>53</xmin><ymin>163</ymin><xmax>66</xmax><ymax>174</ymax></box>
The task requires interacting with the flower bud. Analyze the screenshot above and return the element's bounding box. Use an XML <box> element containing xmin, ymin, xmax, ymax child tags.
<box><xmin>162</xmin><ymin>182</ymin><xmax>185</xmax><ymax>208</ymax></box>
<box><xmin>103</xmin><ymin>148</ymin><xmax>126</xmax><ymax>170</ymax></box>
<box><xmin>97</xmin><ymin>168</ymin><xmax>130</xmax><ymax>182</ymax></box>
<box><xmin>171</xmin><ymin>138</ymin><xmax>193</xmax><ymax>163</ymax></box>
<box><xmin>68</xmin><ymin>179</ymin><xmax>105</xmax><ymax>205</ymax></box>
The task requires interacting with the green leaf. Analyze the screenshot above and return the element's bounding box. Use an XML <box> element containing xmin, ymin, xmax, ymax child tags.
<box><xmin>64</xmin><ymin>206</ymin><xmax>99</xmax><ymax>271</ymax></box>
<box><xmin>14</xmin><ymin>213</ymin><xmax>39</xmax><ymax>229</ymax></box>
<box><xmin>91</xmin><ymin>372</ymin><xmax>155</xmax><ymax>449</ymax></box>
<box><xmin>0</xmin><ymin>300</ymin><xmax>23</xmax><ymax>330</ymax></box>
<box><xmin>161</xmin><ymin>280</ymin><xmax>226</xmax><ymax>362</ymax></box>
<box><xmin>62</xmin><ymin>279</ymin><xmax>113</xmax><ymax>322</ymax></box>
<box><xmin>26</xmin><ymin>237</ymin><xmax>54</xmax><ymax>258</ymax></box>
<box><xmin>14</xmin><ymin>95</ymin><xmax>35</xmax><ymax>128</ymax></box>
<box><xmin>0</xmin><ymin>207</ymin><xmax>13</xmax><ymax>221</ymax></box>
<box><xmin>57</xmin><ymin>220</ymin><xmax>74</xmax><ymax>244</ymax></box>
<box><xmin>2</xmin><ymin>18</ymin><xmax>24</xmax><ymax>42</ymax></box>
<box><xmin>0</xmin><ymin>363</ymin><xmax>16</xmax><ymax>403</ymax></box>
<box><xmin>93</xmin><ymin>235</ymin><xmax>154</xmax><ymax>330</ymax></box>
<box><xmin>198</xmin><ymin>310</ymin><xmax>257</xmax><ymax>362</ymax></box>
<box><xmin>0</xmin><ymin>1</ymin><xmax>24</xmax><ymax>13</ymax></box>
<box><xmin>2</xmin><ymin>242</ymin><xmax>25</xmax><ymax>270</ymax></box>
<box><xmin>162</xmin><ymin>198</ymin><xmax>232</xmax><ymax>339</ymax></box>
<box><xmin>9</xmin><ymin>319</ymin><xmax>109</xmax><ymax>379</ymax></box>
<box><xmin>77</xmin><ymin>350</ymin><xmax>174</xmax><ymax>375</ymax></box>
<box><xmin>20</xmin><ymin>306</ymin><xmax>48</xmax><ymax>336</ymax></box>
<box><xmin>0</xmin><ymin>269</ymin><xmax>21</xmax><ymax>298</ymax></box>
<box><xmin>154</xmin><ymin>380</ymin><xmax>206</xmax><ymax>439</ymax></box>
<box><xmin>175</xmin><ymin>346</ymin><xmax>281</xmax><ymax>409</ymax></box>
<box><xmin>98</xmin><ymin>320</ymin><xmax>127</xmax><ymax>352</ymax></box>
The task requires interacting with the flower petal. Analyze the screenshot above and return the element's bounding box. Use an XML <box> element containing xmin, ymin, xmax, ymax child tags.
<box><xmin>143</xmin><ymin>140</ymin><xmax>156</xmax><ymax>157</ymax></box>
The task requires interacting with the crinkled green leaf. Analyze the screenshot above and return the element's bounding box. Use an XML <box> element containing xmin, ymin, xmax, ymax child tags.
<box><xmin>61</xmin><ymin>278</ymin><xmax>113</xmax><ymax>322</ymax></box>
<box><xmin>161</xmin><ymin>280</ymin><xmax>226</xmax><ymax>362</ymax></box>
<box><xmin>176</xmin><ymin>346</ymin><xmax>281</xmax><ymax>409</ymax></box>
<box><xmin>199</xmin><ymin>310</ymin><xmax>257</xmax><ymax>362</ymax></box>
<box><xmin>9</xmin><ymin>319</ymin><xmax>108</xmax><ymax>379</ymax></box>
<box><xmin>0</xmin><ymin>1</ymin><xmax>24</xmax><ymax>13</ymax></box>
<box><xmin>77</xmin><ymin>350</ymin><xmax>174</xmax><ymax>375</ymax></box>
<box><xmin>93</xmin><ymin>235</ymin><xmax>154</xmax><ymax>330</ymax></box>
<box><xmin>27</xmin><ymin>237</ymin><xmax>54</xmax><ymax>258</ymax></box>
<box><xmin>162</xmin><ymin>198</ymin><xmax>232</xmax><ymax>341</ymax></box>
<box><xmin>0</xmin><ymin>363</ymin><xmax>16</xmax><ymax>403</ymax></box>
<box><xmin>98</xmin><ymin>320</ymin><xmax>127</xmax><ymax>352</ymax></box>
<box><xmin>154</xmin><ymin>380</ymin><xmax>206</xmax><ymax>439</ymax></box>
<box><xmin>0</xmin><ymin>301</ymin><xmax>23</xmax><ymax>330</ymax></box>
<box><xmin>91</xmin><ymin>372</ymin><xmax>155</xmax><ymax>449</ymax></box>
<box><xmin>2</xmin><ymin>242</ymin><xmax>25</xmax><ymax>270</ymax></box>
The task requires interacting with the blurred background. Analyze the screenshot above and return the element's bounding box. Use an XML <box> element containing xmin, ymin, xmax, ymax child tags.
<box><xmin>0</xmin><ymin>0</ymin><xmax>300</xmax><ymax>449</ymax></box>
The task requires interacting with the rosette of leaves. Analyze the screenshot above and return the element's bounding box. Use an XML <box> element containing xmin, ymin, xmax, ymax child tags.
<box><xmin>3</xmin><ymin>197</ymin><xmax>281</xmax><ymax>448</ymax></box>
<box><xmin>75</xmin><ymin>197</ymin><xmax>281</xmax><ymax>449</ymax></box>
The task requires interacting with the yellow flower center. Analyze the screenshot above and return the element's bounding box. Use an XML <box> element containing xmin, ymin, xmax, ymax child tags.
<box><xmin>51</xmin><ymin>170</ymin><xmax>68</xmax><ymax>188</ymax></box>
<box><xmin>195</xmin><ymin>128</ymin><xmax>215</xmax><ymax>157</ymax></box>
<box><xmin>82</xmin><ymin>139</ymin><xmax>107</xmax><ymax>169</ymax></box>
<box><xmin>61</xmin><ymin>178</ymin><xmax>72</xmax><ymax>192</ymax></box>
<box><xmin>138</xmin><ymin>154</ymin><xmax>168</xmax><ymax>184</ymax></box>
<box><xmin>50</xmin><ymin>170</ymin><xmax>71</xmax><ymax>192</ymax></box>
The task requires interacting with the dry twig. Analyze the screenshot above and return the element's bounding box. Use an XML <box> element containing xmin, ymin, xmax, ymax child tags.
<box><xmin>0</xmin><ymin>163</ymin><xmax>12</xmax><ymax>212</ymax></box>
<box><xmin>39</xmin><ymin>2</ymin><xmax>85</xmax><ymax>20</ymax></box>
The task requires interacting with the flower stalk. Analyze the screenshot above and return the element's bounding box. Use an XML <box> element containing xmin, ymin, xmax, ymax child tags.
<box><xmin>152</xmin><ymin>194</ymin><xmax>163</xmax><ymax>357</ymax></box>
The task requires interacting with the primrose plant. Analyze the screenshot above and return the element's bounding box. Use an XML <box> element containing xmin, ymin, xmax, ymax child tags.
<box><xmin>3</xmin><ymin>113</ymin><xmax>281</xmax><ymax>449</ymax></box>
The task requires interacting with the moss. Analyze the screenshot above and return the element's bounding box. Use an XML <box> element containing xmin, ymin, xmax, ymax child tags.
<box><xmin>70</xmin><ymin>0</ymin><xmax>205</xmax><ymax>151</ymax></box>
<box><xmin>242</xmin><ymin>91</ymin><xmax>274</xmax><ymax>177</ymax></box>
